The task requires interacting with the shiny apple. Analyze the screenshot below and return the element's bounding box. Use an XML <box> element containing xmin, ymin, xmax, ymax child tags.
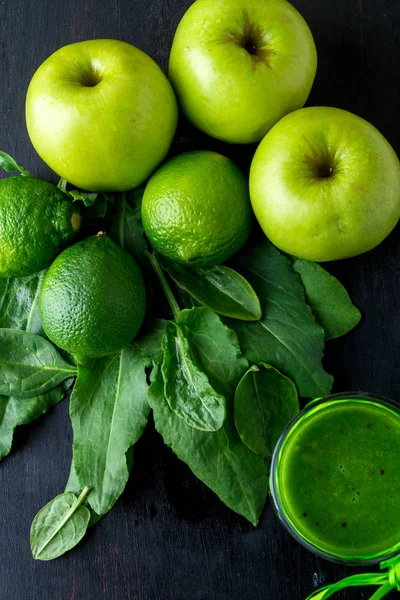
<box><xmin>169</xmin><ymin>0</ymin><xmax>317</xmax><ymax>144</ymax></box>
<box><xmin>26</xmin><ymin>39</ymin><xmax>178</xmax><ymax>192</ymax></box>
<box><xmin>250</xmin><ymin>106</ymin><xmax>400</xmax><ymax>261</ymax></box>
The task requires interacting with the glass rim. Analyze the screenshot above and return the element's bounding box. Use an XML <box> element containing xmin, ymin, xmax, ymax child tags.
<box><xmin>269</xmin><ymin>391</ymin><xmax>400</xmax><ymax>566</ymax></box>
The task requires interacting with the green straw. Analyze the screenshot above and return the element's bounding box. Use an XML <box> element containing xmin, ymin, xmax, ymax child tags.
<box><xmin>306</xmin><ymin>555</ymin><xmax>400</xmax><ymax>599</ymax></box>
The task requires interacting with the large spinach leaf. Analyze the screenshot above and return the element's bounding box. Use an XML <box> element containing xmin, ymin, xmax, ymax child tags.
<box><xmin>0</xmin><ymin>329</ymin><xmax>77</xmax><ymax>397</ymax></box>
<box><xmin>148</xmin><ymin>310</ymin><xmax>264</xmax><ymax>524</ymax></box>
<box><xmin>234</xmin><ymin>364</ymin><xmax>299</xmax><ymax>457</ymax></box>
<box><xmin>290</xmin><ymin>257</ymin><xmax>361</xmax><ymax>340</ymax></box>
<box><xmin>176</xmin><ymin>307</ymin><xmax>248</xmax><ymax>399</ymax></box>
<box><xmin>30</xmin><ymin>488</ymin><xmax>90</xmax><ymax>561</ymax></box>
<box><xmin>149</xmin><ymin>364</ymin><xmax>268</xmax><ymax>525</ymax></box>
<box><xmin>70</xmin><ymin>345</ymin><xmax>150</xmax><ymax>516</ymax></box>
<box><xmin>160</xmin><ymin>258</ymin><xmax>262</xmax><ymax>321</ymax></box>
<box><xmin>0</xmin><ymin>378</ymin><xmax>72</xmax><ymax>459</ymax></box>
<box><xmin>161</xmin><ymin>321</ymin><xmax>226</xmax><ymax>431</ymax></box>
<box><xmin>0</xmin><ymin>274</ymin><xmax>72</xmax><ymax>458</ymax></box>
<box><xmin>228</xmin><ymin>242</ymin><xmax>333</xmax><ymax>398</ymax></box>
<box><xmin>65</xmin><ymin>322</ymin><xmax>165</xmax><ymax>526</ymax></box>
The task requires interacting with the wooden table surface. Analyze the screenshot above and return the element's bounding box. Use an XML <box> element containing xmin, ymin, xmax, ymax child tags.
<box><xmin>1</xmin><ymin>0</ymin><xmax>399</xmax><ymax>598</ymax></box>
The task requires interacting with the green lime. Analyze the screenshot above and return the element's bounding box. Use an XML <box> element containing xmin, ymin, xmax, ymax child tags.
<box><xmin>0</xmin><ymin>176</ymin><xmax>81</xmax><ymax>277</ymax></box>
<box><xmin>39</xmin><ymin>235</ymin><xmax>146</xmax><ymax>363</ymax></box>
<box><xmin>142</xmin><ymin>151</ymin><xmax>251</xmax><ymax>267</ymax></box>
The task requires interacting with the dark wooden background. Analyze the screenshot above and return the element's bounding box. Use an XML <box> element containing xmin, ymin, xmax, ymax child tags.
<box><xmin>1</xmin><ymin>0</ymin><xmax>399</xmax><ymax>598</ymax></box>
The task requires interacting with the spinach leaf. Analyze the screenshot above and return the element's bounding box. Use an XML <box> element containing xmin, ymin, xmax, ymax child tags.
<box><xmin>59</xmin><ymin>182</ymin><xmax>113</xmax><ymax>215</ymax></box>
<box><xmin>70</xmin><ymin>345</ymin><xmax>150</xmax><ymax>516</ymax></box>
<box><xmin>68</xmin><ymin>190</ymin><xmax>98</xmax><ymax>206</ymax></box>
<box><xmin>149</xmin><ymin>364</ymin><xmax>268</xmax><ymax>525</ymax></box>
<box><xmin>290</xmin><ymin>257</ymin><xmax>361</xmax><ymax>340</ymax></box>
<box><xmin>0</xmin><ymin>150</ymin><xmax>29</xmax><ymax>175</ymax></box>
<box><xmin>109</xmin><ymin>191</ymin><xmax>148</xmax><ymax>269</ymax></box>
<box><xmin>234</xmin><ymin>364</ymin><xmax>299</xmax><ymax>457</ymax></box>
<box><xmin>160</xmin><ymin>258</ymin><xmax>261</xmax><ymax>321</ymax></box>
<box><xmin>65</xmin><ymin>322</ymin><xmax>165</xmax><ymax>526</ymax></box>
<box><xmin>30</xmin><ymin>488</ymin><xmax>90</xmax><ymax>560</ymax></box>
<box><xmin>176</xmin><ymin>307</ymin><xmax>248</xmax><ymax>399</ymax></box>
<box><xmin>0</xmin><ymin>271</ymin><xmax>45</xmax><ymax>333</ymax></box>
<box><xmin>132</xmin><ymin>317</ymin><xmax>167</xmax><ymax>367</ymax></box>
<box><xmin>228</xmin><ymin>242</ymin><xmax>333</xmax><ymax>398</ymax></box>
<box><xmin>0</xmin><ymin>329</ymin><xmax>77</xmax><ymax>397</ymax></box>
<box><xmin>148</xmin><ymin>312</ymin><xmax>263</xmax><ymax>523</ymax></box>
<box><xmin>0</xmin><ymin>378</ymin><xmax>73</xmax><ymax>459</ymax></box>
<box><xmin>161</xmin><ymin>321</ymin><xmax>226</xmax><ymax>431</ymax></box>
<box><xmin>0</xmin><ymin>274</ymin><xmax>72</xmax><ymax>457</ymax></box>
<box><xmin>65</xmin><ymin>446</ymin><xmax>136</xmax><ymax>529</ymax></box>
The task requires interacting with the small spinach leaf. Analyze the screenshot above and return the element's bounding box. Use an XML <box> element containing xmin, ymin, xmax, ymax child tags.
<box><xmin>149</xmin><ymin>364</ymin><xmax>268</xmax><ymax>526</ymax></box>
<box><xmin>234</xmin><ymin>364</ymin><xmax>299</xmax><ymax>457</ymax></box>
<box><xmin>30</xmin><ymin>488</ymin><xmax>90</xmax><ymax>560</ymax></box>
<box><xmin>176</xmin><ymin>307</ymin><xmax>248</xmax><ymax>399</ymax></box>
<box><xmin>160</xmin><ymin>258</ymin><xmax>261</xmax><ymax>321</ymax></box>
<box><xmin>161</xmin><ymin>321</ymin><xmax>225</xmax><ymax>431</ymax></box>
<box><xmin>290</xmin><ymin>257</ymin><xmax>361</xmax><ymax>340</ymax></box>
<box><xmin>228</xmin><ymin>242</ymin><xmax>333</xmax><ymax>398</ymax></box>
<box><xmin>70</xmin><ymin>345</ymin><xmax>150</xmax><ymax>516</ymax></box>
<box><xmin>0</xmin><ymin>150</ymin><xmax>29</xmax><ymax>175</ymax></box>
<box><xmin>68</xmin><ymin>190</ymin><xmax>98</xmax><ymax>206</ymax></box>
<box><xmin>0</xmin><ymin>329</ymin><xmax>77</xmax><ymax>397</ymax></box>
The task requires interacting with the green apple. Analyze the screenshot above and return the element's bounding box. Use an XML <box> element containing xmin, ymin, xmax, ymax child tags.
<box><xmin>250</xmin><ymin>106</ymin><xmax>400</xmax><ymax>261</ymax></box>
<box><xmin>169</xmin><ymin>0</ymin><xmax>317</xmax><ymax>144</ymax></box>
<box><xmin>26</xmin><ymin>39</ymin><xmax>178</xmax><ymax>192</ymax></box>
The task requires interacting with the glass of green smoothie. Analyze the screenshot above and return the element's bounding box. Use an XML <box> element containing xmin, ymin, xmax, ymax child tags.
<box><xmin>270</xmin><ymin>392</ymin><xmax>400</xmax><ymax>566</ymax></box>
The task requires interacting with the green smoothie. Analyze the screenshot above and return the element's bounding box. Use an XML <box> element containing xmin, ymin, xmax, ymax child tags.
<box><xmin>273</xmin><ymin>397</ymin><xmax>400</xmax><ymax>560</ymax></box>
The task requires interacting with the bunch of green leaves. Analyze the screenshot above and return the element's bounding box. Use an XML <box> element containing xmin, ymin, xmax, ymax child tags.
<box><xmin>0</xmin><ymin>160</ymin><xmax>361</xmax><ymax>560</ymax></box>
<box><xmin>0</xmin><ymin>273</ymin><xmax>76</xmax><ymax>459</ymax></box>
<box><xmin>144</xmin><ymin>237</ymin><xmax>360</xmax><ymax>528</ymax></box>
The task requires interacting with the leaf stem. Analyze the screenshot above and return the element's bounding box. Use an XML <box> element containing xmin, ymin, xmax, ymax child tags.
<box><xmin>57</xmin><ymin>178</ymin><xmax>68</xmax><ymax>192</ymax></box>
<box><xmin>77</xmin><ymin>485</ymin><xmax>91</xmax><ymax>505</ymax></box>
<box><xmin>118</xmin><ymin>192</ymin><xmax>126</xmax><ymax>249</ymax></box>
<box><xmin>146</xmin><ymin>251</ymin><xmax>180</xmax><ymax>319</ymax></box>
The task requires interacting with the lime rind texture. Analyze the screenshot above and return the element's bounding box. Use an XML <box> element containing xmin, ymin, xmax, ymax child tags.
<box><xmin>39</xmin><ymin>236</ymin><xmax>146</xmax><ymax>363</ymax></box>
<box><xmin>0</xmin><ymin>176</ymin><xmax>80</xmax><ymax>278</ymax></box>
<box><xmin>142</xmin><ymin>151</ymin><xmax>252</xmax><ymax>268</ymax></box>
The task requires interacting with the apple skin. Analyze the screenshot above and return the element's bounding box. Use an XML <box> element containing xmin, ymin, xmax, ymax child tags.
<box><xmin>26</xmin><ymin>40</ymin><xmax>178</xmax><ymax>192</ymax></box>
<box><xmin>250</xmin><ymin>106</ymin><xmax>400</xmax><ymax>261</ymax></box>
<box><xmin>169</xmin><ymin>0</ymin><xmax>317</xmax><ymax>144</ymax></box>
